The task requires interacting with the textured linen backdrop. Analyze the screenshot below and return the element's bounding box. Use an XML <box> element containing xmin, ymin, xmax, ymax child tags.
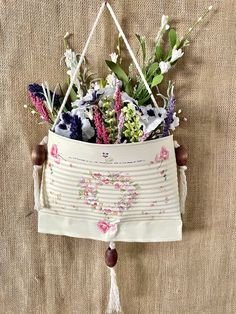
<box><xmin>0</xmin><ymin>0</ymin><xmax>235</xmax><ymax>313</ymax></box>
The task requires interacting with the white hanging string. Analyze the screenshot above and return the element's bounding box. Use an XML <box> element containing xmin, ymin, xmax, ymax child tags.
<box><xmin>51</xmin><ymin>2</ymin><xmax>107</xmax><ymax>130</ymax></box>
<box><xmin>52</xmin><ymin>1</ymin><xmax>158</xmax><ymax>131</ymax></box>
<box><xmin>106</xmin><ymin>2</ymin><xmax>158</xmax><ymax>108</ymax></box>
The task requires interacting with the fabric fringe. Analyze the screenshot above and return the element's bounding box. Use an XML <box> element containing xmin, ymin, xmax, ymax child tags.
<box><xmin>106</xmin><ymin>242</ymin><xmax>121</xmax><ymax>314</ymax></box>
<box><xmin>106</xmin><ymin>267</ymin><xmax>122</xmax><ymax>314</ymax></box>
<box><xmin>33</xmin><ymin>165</ymin><xmax>43</xmax><ymax>210</ymax></box>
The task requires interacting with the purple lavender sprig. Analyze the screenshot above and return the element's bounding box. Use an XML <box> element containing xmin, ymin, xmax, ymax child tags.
<box><xmin>162</xmin><ymin>96</ymin><xmax>176</xmax><ymax>137</ymax></box>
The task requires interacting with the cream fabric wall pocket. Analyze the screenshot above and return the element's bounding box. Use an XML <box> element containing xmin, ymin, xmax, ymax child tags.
<box><xmin>38</xmin><ymin>131</ymin><xmax>182</xmax><ymax>242</ymax></box>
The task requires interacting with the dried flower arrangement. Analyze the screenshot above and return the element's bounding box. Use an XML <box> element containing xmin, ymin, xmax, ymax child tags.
<box><xmin>27</xmin><ymin>5</ymin><xmax>213</xmax><ymax>144</ymax></box>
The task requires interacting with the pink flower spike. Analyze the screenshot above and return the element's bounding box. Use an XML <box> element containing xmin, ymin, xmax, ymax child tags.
<box><xmin>29</xmin><ymin>93</ymin><xmax>49</xmax><ymax>122</ymax></box>
<box><xmin>115</xmin><ymin>83</ymin><xmax>122</xmax><ymax>119</ymax></box>
<box><xmin>93</xmin><ymin>106</ymin><xmax>110</xmax><ymax>144</ymax></box>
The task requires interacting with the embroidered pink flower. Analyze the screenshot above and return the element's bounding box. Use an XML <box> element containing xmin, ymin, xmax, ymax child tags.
<box><xmin>114</xmin><ymin>182</ymin><xmax>122</xmax><ymax>190</ymax></box>
<box><xmin>97</xmin><ymin>220</ymin><xmax>112</xmax><ymax>233</ymax></box>
<box><xmin>93</xmin><ymin>172</ymin><xmax>102</xmax><ymax>179</ymax></box>
<box><xmin>101</xmin><ymin>178</ymin><xmax>110</xmax><ymax>185</ymax></box>
<box><xmin>159</xmin><ymin>146</ymin><xmax>169</xmax><ymax>161</ymax></box>
<box><xmin>50</xmin><ymin>144</ymin><xmax>61</xmax><ymax>164</ymax></box>
<box><xmin>50</xmin><ymin>144</ymin><xmax>58</xmax><ymax>158</ymax></box>
<box><xmin>151</xmin><ymin>147</ymin><xmax>170</xmax><ymax>164</ymax></box>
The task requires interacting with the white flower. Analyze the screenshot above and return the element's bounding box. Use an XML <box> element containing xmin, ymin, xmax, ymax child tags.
<box><xmin>72</xmin><ymin>98</ymin><xmax>85</xmax><ymax>108</ymax></box>
<box><xmin>106</xmin><ymin>74</ymin><xmax>116</xmax><ymax>86</ymax></box>
<box><xmin>93</xmin><ymin>81</ymin><xmax>101</xmax><ymax>91</ymax></box>
<box><xmin>64</xmin><ymin>49</ymin><xmax>81</xmax><ymax>92</ymax></box>
<box><xmin>159</xmin><ymin>61</ymin><xmax>171</xmax><ymax>74</ymax></box>
<box><xmin>55</xmin><ymin>122</ymin><xmax>71</xmax><ymax>138</ymax></box>
<box><xmin>55</xmin><ymin>110</ymin><xmax>95</xmax><ymax>141</ymax></box>
<box><xmin>110</xmin><ymin>52</ymin><xmax>119</xmax><ymax>63</ymax></box>
<box><xmin>81</xmin><ymin>119</ymin><xmax>95</xmax><ymax>141</ymax></box>
<box><xmin>121</xmin><ymin>92</ymin><xmax>137</xmax><ymax>105</ymax></box>
<box><xmin>170</xmin><ymin>112</ymin><xmax>180</xmax><ymax>130</ymax></box>
<box><xmin>161</xmin><ymin>15</ymin><xmax>170</xmax><ymax>31</ymax></box>
<box><xmin>97</xmin><ymin>85</ymin><xmax>115</xmax><ymax>99</ymax></box>
<box><xmin>71</xmin><ymin>108</ymin><xmax>86</xmax><ymax>119</ymax></box>
<box><xmin>140</xmin><ymin>105</ymin><xmax>167</xmax><ymax>134</ymax></box>
<box><xmin>155</xmin><ymin>15</ymin><xmax>170</xmax><ymax>44</ymax></box>
<box><xmin>170</xmin><ymin>48</ymin><xmax>184</xmax><ymax>63</ymax></box>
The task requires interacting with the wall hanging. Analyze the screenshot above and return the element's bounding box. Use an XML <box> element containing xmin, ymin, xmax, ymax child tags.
<box><xmin>28</xmin><ymin>2</ymin><xmax>212</xmax><ymax>312</ymax></box>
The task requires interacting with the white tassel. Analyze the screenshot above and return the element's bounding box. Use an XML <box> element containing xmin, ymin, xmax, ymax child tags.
<box><xmin>106</xmin><ymin>242</ymin><xmax>121</xmax><ymax>314</ymax></box>
<box><xmin>174</xmin><ymin>140</ymin><xmax>188</xmax><ymax>214</ymax></box>
<box><xmin>178</xmin><ymin>165</ymin><xmax>187</xmax><ymax>214</ymax></box>
<box><xmin>33</xmin><ymin>165</ymin><xmax>43</xmax><ymax>210</ymax></box>
<box><xmin>33</xmin><ymin>136</ymin><xmax>48</xmax><ymax>211</ymax></box>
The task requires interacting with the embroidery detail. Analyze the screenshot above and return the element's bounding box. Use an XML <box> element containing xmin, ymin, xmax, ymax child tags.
<box><xmin>79</xmin><ymin>172</ymin><xmax>139</xmax><ymax>233</ymax></box>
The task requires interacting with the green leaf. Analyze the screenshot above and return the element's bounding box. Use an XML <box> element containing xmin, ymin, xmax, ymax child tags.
<box><xmin>147</xmin><ymin>62</ymin><xmax>159</xmax><ymax>76</ymax></box>
<box><xmin>151</xmin><ymin>74</ymin><xmax>164</xmax><ymax>88</ymax></box>
<box><xmin>138</xmin><ymin>94</ymin><xmax>151</xmax><ymax>106</ymax></box>
<box><xmin>70</xmin><ymin>87</ymin><xmax>78</xmax><ymax>102</ymax></box>
<box><xmin>66</xmin><ymin>77</ymin><xmax>78</xmax><ymax>102</ymax></box>
<box><xmin>135</xmin><ymin>34</ymin><xmax>146</xmax><ymax>66</ymax></box>
<box><xmin>105</xmin><ymin>60</ymin><xmax>129</xmax><ymax>83</ymax></box>
<box><xmin>175</xmin><ymin>38</ymin><xmax>181</xmax><ymax>49</ymax></box>
<box><xmin>168</xmin><ymin>29</ymin><xmax>177</xmax><ymax>48</ymax></box>
<box><xmin>155</xmin><ymin>45</ymin><xmax>163</xmax><ymax>62</ymax></box>
<box><xmin>105</xmin><ymin>60</ymin><xmax>133</xmax><ymax>96</ymax></box>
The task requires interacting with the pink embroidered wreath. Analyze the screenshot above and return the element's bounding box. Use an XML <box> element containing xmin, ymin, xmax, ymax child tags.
<box><xmin>79</xmin><ymin>172</ymin><xmax>139</xmax><ymax>215</ymax></box>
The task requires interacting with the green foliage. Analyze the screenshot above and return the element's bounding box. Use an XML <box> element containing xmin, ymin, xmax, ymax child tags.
<box><xmin>155</xmin><ymin>45</ymin><xmax>163</xmax><ymax>62</ymax></box>
<box><xmin>147</xmin><ymin>62</ymin><xmax>159</xmax><ymax>76</ymax></box>
<box><xmin>151</xmin><ymin>74</ymin><xmax>164</xmax><ymax>88</ymax></box>
<box><xmin>100</xmin><ymin>98</ymin><xmax>118</xmax><ymax>143</ymax></box>
<box><xmin>66</xmin><ymin>77</ymin><xmax>78</xmax><ymax>102</ymax></box>
<box><xmin>105</xmin><ymin>60</ymin><xmax>132</xmax><ymax>96</ymax></box>
<box><xmin>168</xmin><ymin>28</ymin><xmax>177</xmax><ymax>48</ymax></box>
<box><xmin>122</xmin><ymin>104</ymin><xmax>143</xmax><ymax>142</ymax></box>
<box><xmin>135</xmin><ymin>34</ymin><xmax>146</xmax><ymax>66</ymax></box>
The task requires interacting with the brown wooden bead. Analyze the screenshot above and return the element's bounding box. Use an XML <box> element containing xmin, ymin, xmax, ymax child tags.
<box><xmin>105</xmin><ymin>247</ymin><xmax>118</xmax><ymax>267</ymax></box>
<box><xmin>31</xmin><ymin>144</ymin><xmax>47</xmax><ymax>165</ymax></box>
<box><xmin>175</xmin><ymin>145</ymin><xmax>188</xmax><ymax>166</ymax></box>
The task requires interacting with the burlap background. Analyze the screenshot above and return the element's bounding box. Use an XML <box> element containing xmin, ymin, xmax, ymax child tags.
<box><xmin>1</xmin><ymin>0</ymin><xmax>235</xmax><ymax>313</ymax></box>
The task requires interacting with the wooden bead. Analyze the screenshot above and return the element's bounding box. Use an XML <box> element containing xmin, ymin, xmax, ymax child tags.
<box><xmin>31</xmin><ymin>144</ymin><xmax>47</xmax><ymax>165</ymax></box>
<box><xmin>105</xmin><ymin>247</ymin><xmax>118</xmax><ymax>267</ymax></box>
<box><xmin>175</xmin><ymin>145</ymin><xmax>188</xmax><ymax>166</ymax></box>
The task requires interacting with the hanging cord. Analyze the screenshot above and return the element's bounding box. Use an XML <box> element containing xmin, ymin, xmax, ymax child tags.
<box><xmin>51</xmin><ymin>2</ymin><xmax>107</xmax><ymax>130</ymax></box>
<box><xmin>174</xmin><ymin>141</ymin><xmax>187</xmax><ymax>214</ymax></box>
<box><xmin>106</xmin><ymin>241</ymin><xmax>121</xmax><ymax>314</ymax></box>
<box><xmin>33</xmin><ymin>136</ymin><xmax>48</xmax><ymax>210</ymax></box>
<box><xmin>52</xmin><ymin>1</ymin><xmax>158</xmax><ymax>131</ymax></box>
<box><xmin>105</xmin><ymin>2</ymin><xmax>158</xmax><ymax>108</ymax></box>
